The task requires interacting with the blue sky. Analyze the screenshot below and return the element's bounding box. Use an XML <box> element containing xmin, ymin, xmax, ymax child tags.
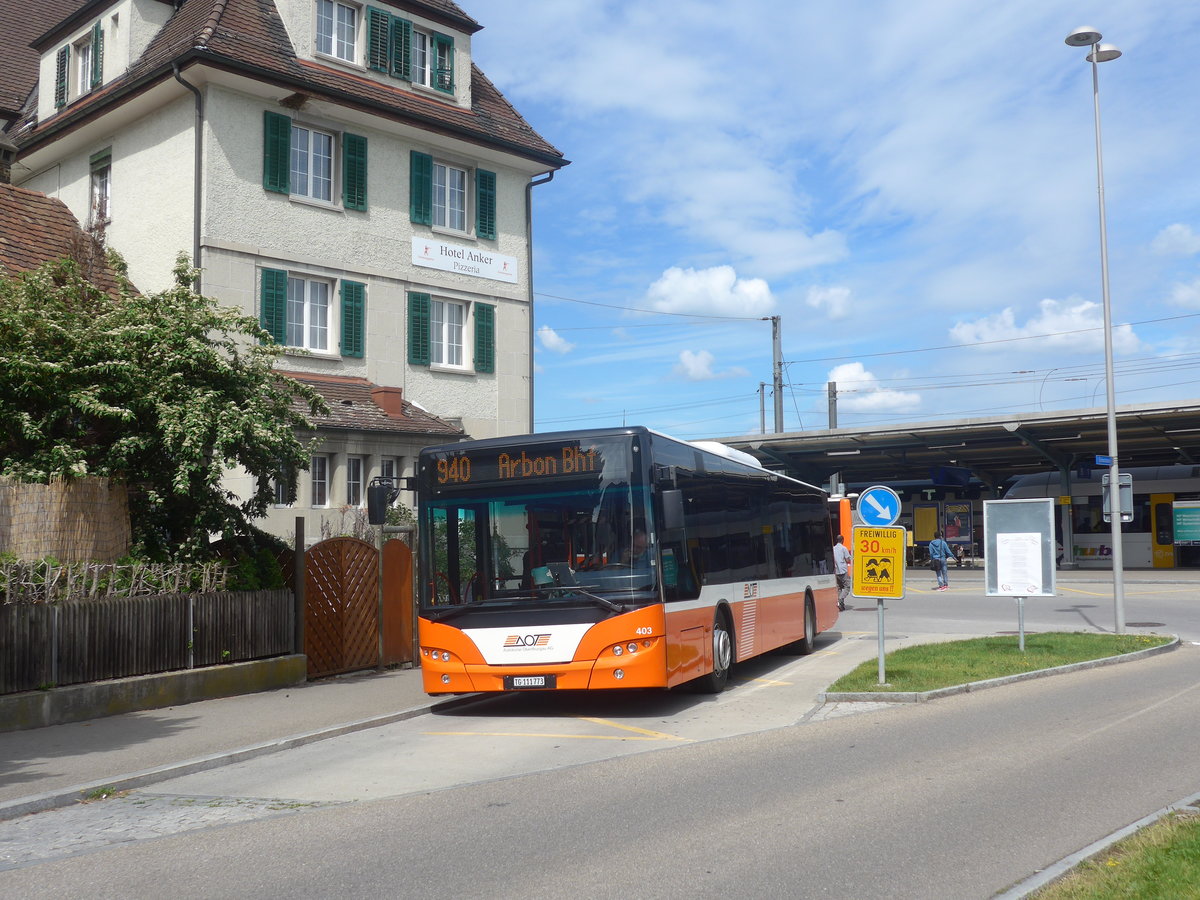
<box><xmin>472</xmin><ymin>1</ymin><xmax>1200</xmax><ymax>440</ymax></box>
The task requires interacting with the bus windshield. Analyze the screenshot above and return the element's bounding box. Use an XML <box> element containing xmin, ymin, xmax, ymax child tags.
<box><xmin>419</xmin><ymin>436</ymin><xmax>655</xmax><ymax>609</ymax></box>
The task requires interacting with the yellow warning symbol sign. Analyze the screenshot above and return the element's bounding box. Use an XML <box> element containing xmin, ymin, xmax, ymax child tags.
<box><xmin>851</xmin><ymin>526</ymin><xmax>906</xmax><ymax>599</ymax></box>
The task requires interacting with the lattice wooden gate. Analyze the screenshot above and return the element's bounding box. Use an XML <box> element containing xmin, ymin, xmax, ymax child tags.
<box><xmin>303</xmin><ymin>537</ymin><xmax>415</xmax><ymax>678</ymax></box>
<box><xmin>304</xmin><ymin>537</ymin><xmax>378</xmax><ymax>677</ymax></box>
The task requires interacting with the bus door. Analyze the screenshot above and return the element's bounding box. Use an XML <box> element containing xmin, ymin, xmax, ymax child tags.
<box><xmin>1151</xmin><ymin>492</ymin><xmax>1176</xmax><ymax>568</ymax></box>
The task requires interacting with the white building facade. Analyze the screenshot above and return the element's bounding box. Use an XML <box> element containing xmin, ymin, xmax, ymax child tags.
<box><xmin>6</xmin><ymin>0</ymin><xmax>566</xmax><ymax>541</ymax></box>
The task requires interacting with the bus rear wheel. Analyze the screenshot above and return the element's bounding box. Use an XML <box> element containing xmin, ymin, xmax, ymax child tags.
<box><xmin>696</xmin><ymin>611</ymin><xmax>733</xmax><ymax>693</ymax></box>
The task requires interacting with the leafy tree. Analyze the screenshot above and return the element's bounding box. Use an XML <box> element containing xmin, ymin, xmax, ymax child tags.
<box><xmin>0</xmin><ymin>252</ymin><xmax>327</xmax><ymax>558</ymax></box>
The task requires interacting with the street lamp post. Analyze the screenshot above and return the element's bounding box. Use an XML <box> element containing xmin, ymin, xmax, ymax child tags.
<box><xmin>1064</xmin><ymin>26</ymin><xmax>1125</xmax><ymax>633</ymax></box>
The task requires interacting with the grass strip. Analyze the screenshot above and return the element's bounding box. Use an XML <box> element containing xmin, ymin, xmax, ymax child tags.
<box><xmin>1032</xmin><ymin>810</ymin><xmax>1200</xmax><ymax>899</ymax></box>
<box><xmin>828</xmin><ymin>632</ymin><xmax>1171</xmax><ymax>693</ymax></box>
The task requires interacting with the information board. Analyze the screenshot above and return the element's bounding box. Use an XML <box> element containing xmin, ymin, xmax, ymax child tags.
<box><xmin>983</xmin><ymin>498</ymin><xmax>1056</xmax><ymax>597</ymax></box>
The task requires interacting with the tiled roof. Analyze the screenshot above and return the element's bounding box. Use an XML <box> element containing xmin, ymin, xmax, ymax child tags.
<box><xmin>10</xmin><ymin>0</ymin><xmax>566</xmax><ymax>167</ymax></box>
<box><xmin>281</xmin><ymin>371</ymin><xmax>464</xmax><ymax>438</ymax></box>
<box><xmin>0</xmin><ymin>0</ymin><xmax>86</xmax><ymax>117</ymax></box>
<box><xmin>0</xmin><ymin>182</ymin><xmax>123</xmax><ymax>296</ymax></box>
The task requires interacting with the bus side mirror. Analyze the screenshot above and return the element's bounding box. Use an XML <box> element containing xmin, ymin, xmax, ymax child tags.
<box><xmin>662</xmin><ymin>489</ymin><xmax>685</xmax><ymax>531</ymax></box>
<box><xmin>367</xmin><ymin>477</ymin><xmax>400</xmax><ymax>525</ymax></box>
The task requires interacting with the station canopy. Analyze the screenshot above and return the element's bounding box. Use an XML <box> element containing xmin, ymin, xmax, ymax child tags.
<box><xmin>716</xmin><ymin>400</ymin><xmax>1200</xmax><ymax>492</ymax></box>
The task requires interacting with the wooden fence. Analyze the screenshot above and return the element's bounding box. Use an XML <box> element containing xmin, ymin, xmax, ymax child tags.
<box><xmin>0</xmin><ymin>590</ymin><xmax>294</xmax><ymax>695</ymax></box>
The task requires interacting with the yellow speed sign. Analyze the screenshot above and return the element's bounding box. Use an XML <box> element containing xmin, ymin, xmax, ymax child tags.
<box><xmin>851</xmin><ymin>525</ymin><xmax>906</xmax><ymax>599</ymax></box>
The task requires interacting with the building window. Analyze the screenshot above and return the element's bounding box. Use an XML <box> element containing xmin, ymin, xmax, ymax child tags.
<box><xmin>287</xmin><ymin>276</ymin><xmax>331</xmax><ymax>352</ymax></box>
<box><xmin>431</xmin><ymin>298</ymin><xmax>465</xmax><ymax>367</ymax></box>
<box><xmin>89</xmin><ymin>149</ymin><xmax>111</xmax><ymax>227</ymax></box>
<box><xmin>380</xmin><ymin>457</ymin><xmax>397</xmax><ymax>483</ymax></box>
<box><xmin>75</xmin><ymin>36</ymin><xmax>93</xmax><ymax>96</ymax></box>
<box><xmin>311</xmin><ymin>455</ymin><xmax>329</xmax><ymax>507</ymax></box>
<box><xmin>433</xmin><ymin>162</ymin><xmax>467</xmax><ymax>232</ymax></box>
<box><xmin>290</xmin><ymin>125</ymin><xmax>334</xmax><ymax>202</ymax></box>
<box><xmin>262</xmin><ymin>269</ymin><xmax>365</xmax><ymax>357</ymax></box>
<box><xmin>274</xmin><ymin>466</ymin><xmax>295</xmax><ymax>507</ymax></box>
<box><xmin>263</xmin><ymin>112</ymin><xmax>367</xmax><ymax>210</ymax></box>
<box><xmin>410</xmin><ymin>29</ymin><xmax>454</xmax><ymax>92</ymax></box>
<box><xmin>317</xmin><ymin>0</ymin><xmax>359</xmax><ymax>63</ymax></box>
<box><xmin>347</xmin><ymin>456</ymin><xmax>364</xmax><ymax>507</ymax></box>
<box><xmin>408</xmin><ymin>293</ymin><xmax>494</xmax><ymax>373</ymax></box>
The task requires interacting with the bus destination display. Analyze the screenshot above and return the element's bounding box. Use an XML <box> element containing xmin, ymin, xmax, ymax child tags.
<box><xmin>432</xmin><ymin>443</ymin><xmax>602</xmax><ymax>486</ymax></box>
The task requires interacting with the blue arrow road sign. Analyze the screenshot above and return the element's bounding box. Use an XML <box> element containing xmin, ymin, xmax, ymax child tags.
<box><xmin>858</xmin><ymin>485</ymin><xmax>901</xmax><ymax>527</ymax></box>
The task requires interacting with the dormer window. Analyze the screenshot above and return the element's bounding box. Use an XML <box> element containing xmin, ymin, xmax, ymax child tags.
<box><xmin>411</xmin><ymin>29</ymin><xmax>453</xmax><ymax>92</ymax></box>
<box><xmin>364</xmin><ymin>7</ymin><xmax>455</xmax><ymax>96</ymax></box>
<box><xmin>316</xmin><ymin>0</ymin><xmax>360</xmax><ymax>63</ymax></box>
<box><xmin>53</xmin><ymin>21</ymin><xmax>104</xmax><ymax>109</ymax></box>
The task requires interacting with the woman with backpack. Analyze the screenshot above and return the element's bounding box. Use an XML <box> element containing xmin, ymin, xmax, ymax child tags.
<box><xmin>928</xmin><ymin>531</ymin><xmax>955</xmax><ymax>591</ymax></box>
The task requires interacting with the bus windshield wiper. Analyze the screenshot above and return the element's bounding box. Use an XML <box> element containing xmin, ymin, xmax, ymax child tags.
<box><xmin>537</xmin><ymin>584</ymin><xmax>626</xmax><ymax>613</ymax></box>
<box><xmin>427</xmin><ymin>599</ymin><xmax>493</xmax><ymax>623</ymax></box>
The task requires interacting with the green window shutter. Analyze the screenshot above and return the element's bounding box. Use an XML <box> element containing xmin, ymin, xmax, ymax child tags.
<box><xmin>366</xmin><ymin>7</ymin><xmax>389</xmax><ymax>72</ymax></box>
<box><xmin>391</xmin><ymin>17</ymin><xmax>412</xmax><ymax>80</ymax></box>
<box><xmin>433</xmin><ymin>33</ymin><xmax>454</xmax><ymax>93</ymax></box>
<box><xmin>409</xmin><ymin>151</ymin><xmax>432</xmax><ymax>225</ymax></box>
<box><xmin>340</xmin><ymin>280</ymin><xmax>366</xmax><ymax>358</ymax></box>
<box><xmin>260</xmin><ymin>268</ymin><xmax>288</xmax><ymax>344</ymax></box>
<box><xmin>476</xmin><ymin>169</ymin><xmax>497</xmax><ymax>240</ymax></box>
<box><xmin>263</xmin><ymin>111</ymin><xmax>291</xmax><ymax>194</ymax></box>
<box><xmin>474</xmin><ymin>303</ymin><xmax>495</xmax><ymax>374</ymax></box>
<box><xmin>342</xmin><ymin>133</ymin><xmax>367</xmax><ymax>211</ymax></box>
<box><xmin>91</xmin><ymin>21</ymin><xmax>104</xmax><ymax>87</ymax></box>
<box><xmin>408</xmin><ymin>292</ymin><xmax>431</xmax><ymax>366</ymax></box>
<box><xmin>54</xmin><ymin>45</ymin><xmax>69</xmax><ymax>108</ymax></box>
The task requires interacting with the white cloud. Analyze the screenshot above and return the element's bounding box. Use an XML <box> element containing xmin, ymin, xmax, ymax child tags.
<box><xmin>537</xmin><ymin>325</ymin><xmax>575</xmax><ymax>354</ymax></box>
<box><xmin>950</xmin><ymin>298</ymin><xmax>1141</xmax><ymax>355</ymax></box>
<box><xmin>1151</xmin><ymin>224</ymin><xmax>1200</xmax><ymax>257</ymax></box>
<box><xmin>806</xmin><ymin>285</ymin><xmax>852</xmax><ymax>320</ymax></box>
<box><xmin>646</xmin><ymin>265</ymin><xmax>774</xmax><ymax>317</ymax></box>
<box><xmin>673</xmin><ymin>349</ymin><xmax>749</xmax><ymax>382</ymax></box>
<box><xmin>1171</xmin><ymin>278</ymin><xmax>1200</xmax><ymax>308</ymax></box>
<box><xmin>826</xmin><ymin>362</ymin><xmax>920</xmax><ymax>412</ymax></box>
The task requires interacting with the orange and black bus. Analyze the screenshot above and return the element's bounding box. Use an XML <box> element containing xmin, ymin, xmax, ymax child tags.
<box><xmin>416</xmin><ymin>427</ymin><xmax>838</xmax><ymax>694</ymax></box>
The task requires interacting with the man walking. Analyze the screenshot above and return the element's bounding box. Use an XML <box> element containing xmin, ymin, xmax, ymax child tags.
<box><xmin>833</xmin><ymin>534</ymin><xmax>852</xmax><ymax>611</ymax></box>
<box><xmin>928</xmin><ymin>531</ymin><xmax>954</xmax><ymax>591</ymax></box>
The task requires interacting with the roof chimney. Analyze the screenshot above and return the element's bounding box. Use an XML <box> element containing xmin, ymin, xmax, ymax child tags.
<box><xmin>371</xmin><ymin>385</ymin><xmax>405</xmax><ymax>419</ymax></box>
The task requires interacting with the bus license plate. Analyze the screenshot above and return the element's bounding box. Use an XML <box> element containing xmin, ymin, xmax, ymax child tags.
<box><xmin>504</xmin><ymin>674</ymin><xmax>556</xmax><ymax>690</ymax></box>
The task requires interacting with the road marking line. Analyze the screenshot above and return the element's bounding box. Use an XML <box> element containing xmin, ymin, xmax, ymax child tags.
<box><xmin>575</xmin><ymin>716</ymin><xmax>692</xmax><ymax>741</ymax></box>
<box><xmin>422</xmin><ymin>730</ymin><xmax>673</xmax><ymax>742</ymax></box>
<box><xmin>735</xmin><ymin>677</ymin><xmax>792</xmax><ymax>686</ymax></box>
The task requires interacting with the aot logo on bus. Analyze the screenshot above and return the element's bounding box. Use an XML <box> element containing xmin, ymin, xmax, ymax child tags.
<box><xmin>503</xmin><ymin>634</ymin><xmax>551</xmax><ymax>648</ymax></box>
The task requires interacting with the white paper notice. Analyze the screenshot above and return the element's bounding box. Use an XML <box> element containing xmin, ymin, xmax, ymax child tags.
<box><xmin>996</xmin><ymin>532</ymin><xmax>1043</xmax><ymax>595</ymax></box>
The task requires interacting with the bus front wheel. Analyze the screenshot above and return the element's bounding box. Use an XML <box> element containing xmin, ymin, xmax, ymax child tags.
<box><xmin>697</xmin><ymin>612</ymin><xmax>733</xmax><ymax>693</ymax></box>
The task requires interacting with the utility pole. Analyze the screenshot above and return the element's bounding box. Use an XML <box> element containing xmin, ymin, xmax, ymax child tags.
<box><xmin>770</xmin><ymin>316</ymin><xmax>783</xmax><ymax>433</ymax></box>
<box><xmin>827</xmin><ymin>381</ymin><xmax>838</xmax><ymax>430</ymax></box>
<box><xmin>759</xmin><ymin>382</ymin><xmax>767</xmax><ymax>434</ymax></box>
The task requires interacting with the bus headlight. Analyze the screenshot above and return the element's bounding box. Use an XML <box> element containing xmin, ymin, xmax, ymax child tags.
<box><xmin>626</xmin><ymin>643</ymin><xmax>638</xmax><ymax>654</ymax></box>
<box><xmin>614</xmin><ymin>669</ymin><xmax>625</xmax><ymax>680</ymax></box>
<box><xmin>612</xmin><ymin>645</ymin><xmax>623</xmax><ymax>656</ymax></box>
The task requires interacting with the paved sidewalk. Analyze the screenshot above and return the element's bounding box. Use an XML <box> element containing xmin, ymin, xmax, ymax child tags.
<box><xmin>0</xmin><ymin>665</ymin><xmax>445</xmax><ymax>820</ymax></box>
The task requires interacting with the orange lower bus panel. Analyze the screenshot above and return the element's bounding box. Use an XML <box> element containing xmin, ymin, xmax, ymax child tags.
<box><xmin>418</xmin><ymin>604</ymin><xmax>669</xmax><ymax>694</ymax></box>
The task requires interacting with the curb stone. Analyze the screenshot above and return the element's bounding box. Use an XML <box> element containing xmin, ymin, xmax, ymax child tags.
<box><xmin>0</xmin><ymin>692</ymin><xmax>485</xmax><ymax>823</ymax></box>
<box><xmin>992</xmin><ymin>789</ymin><xmax>1200</xmax><ymax>898</ymax></box>
<box><xmin>816</xmin><ymin>635</ymin><xmax>1179</xmax><ymax>704</ymax></box>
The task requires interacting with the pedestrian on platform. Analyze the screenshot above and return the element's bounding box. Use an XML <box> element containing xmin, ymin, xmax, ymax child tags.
<box><xmin>928</xmin><ymin>531</ymin><xmax>954</xmax><ymax>591</ymax></box>
<box><xmin>833</xmin><ymin>534</ymin><xmax>852</xmax><ymax>610</ymax></box>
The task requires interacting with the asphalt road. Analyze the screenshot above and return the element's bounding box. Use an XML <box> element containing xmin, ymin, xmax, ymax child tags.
<box><xmin>2</xmin><ymin>574</ymin><xmax>1197</xmax><ymax>898</ymax></box>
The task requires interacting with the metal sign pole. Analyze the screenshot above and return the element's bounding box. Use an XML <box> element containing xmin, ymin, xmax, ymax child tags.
<box><xmin>1017</xmin><ymin>596</ymin><xmax>1026</xmax><ymax>652</ymax></box>
<box><xmin>877</xmin><ymin>599</ymin><xmax>887</xmax><ymax>684</ymax></box>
